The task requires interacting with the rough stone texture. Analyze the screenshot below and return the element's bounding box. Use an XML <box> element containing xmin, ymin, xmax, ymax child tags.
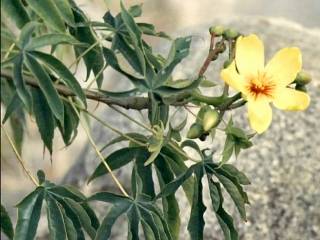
<box><xmin>59</xmin><ymin>16</ymin><xmax>320</xmax><ymax>240</ymax></box>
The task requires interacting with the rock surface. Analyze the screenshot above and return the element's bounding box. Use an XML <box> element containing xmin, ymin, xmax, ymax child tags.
<box><xmin>61</xmin><ymin>17</ymin><xmax>320</xmax><ymax>240</ymax></box>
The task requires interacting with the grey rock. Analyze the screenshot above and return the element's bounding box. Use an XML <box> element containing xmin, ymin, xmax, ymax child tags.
<box><xmin>65</xmin><ymin>17</ymin><xmax>320</xmax><ymax>240</ymax></box>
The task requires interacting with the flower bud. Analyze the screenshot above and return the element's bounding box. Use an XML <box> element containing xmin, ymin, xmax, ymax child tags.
<box><xmin>187</xmin><ymin>123</ymin><xmax>203</xmax><ymax>139</ymax></box>
<box><xmin>209</xmin><ymin>25</ymin><xmax>225</xmax><ymax>36</ymax></box>
<box><xmin>196</xmin><ymin>105</ymin><xmax>211</xmax><ymax>124</ymax></box>
<box><xmin>295</xmin><ymin>84</ymin><xmax>307</xmax><ymax>92</ymax></box>
<box><xmin>223</xmin><ymin>28</ymin><xmax>239</xmax><ymax>40</ymax></box>
<box><xmin>294</xmin><ymin>71</ymin><xmax>312</xmax><ymax>85</ymax></box>
<box><xmin>203</xmin><ymin>109</ymin><xmax>219</xmax><ymax>131</ymax></box>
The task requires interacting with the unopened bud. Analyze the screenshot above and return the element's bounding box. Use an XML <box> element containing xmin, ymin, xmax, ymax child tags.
<box><xmin>209</xmin><ymin>25</ymin><xmax>225</xmax><ymax>36</ymax></box>
<box><xmin>187</xmin><ymin>123</ymin><xmax>203</xmax><ymax>139</ymax></box>
<box><xmin>223</xmin><ymin>28</ymin><xmax>239</xmax><ymax>40</ymax></box>
<box><xmin>295</xmin><ymin>71</ymin><xmax>312</xmax><ymax>85</ymax></box>
<box><xmin>203</xmin><ymin>109</ymin><xmax>219</xmax><ymax>131</ymax></box>
<box><xmin>295</xmin><ymin>84</ymin><xmax>307</xmax><ymax>92</ymax></box>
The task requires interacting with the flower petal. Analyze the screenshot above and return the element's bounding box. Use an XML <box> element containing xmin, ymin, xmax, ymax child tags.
<box><xmin>273</xmin><ymin>87</ymin><xmax>310</xmax><ymax>111</ymax></box>
<box><xmin>220</xmin><ymin>61</ymin><xmax>246</xmax><ymax>92</ymax></box>
<box><xmin>247</xmin><ymin>99</ymin><xmax>272</xmax><ymax>134</ymax></box>
<box><xmin>265</xmin><ymin>47</ymin><xmax>302</xmax><ymax>87</ymax></box>
<box><xmin>235</xmin><ymin>34</ymin><xmax>265</xmax><ymax>76</ymax></box>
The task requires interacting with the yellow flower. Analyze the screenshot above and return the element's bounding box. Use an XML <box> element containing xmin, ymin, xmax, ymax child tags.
<box><xmin>221</xmin><ymin>34</ymin><xmax>310</xmax><ymax>134</ymax></box>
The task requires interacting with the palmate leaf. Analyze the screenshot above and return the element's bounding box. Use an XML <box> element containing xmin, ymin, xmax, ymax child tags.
<box><xmin>25</xmin><ymin>0</ymin><xmax>66</xmax><ymax>32</ymax></box>
<box><xmin>155</xmin><ymin>156</ymin><xmax>181</xmax><ymax>240</ymax></box>
<box><xmin>14</xmin><ymin>187</ymin><xmax>45</xmax><ymax>240</ymax></box>
<box><xmin>88</xmin><ymin>147</ymin><xmax>146</xmax><ymax>183</ymax></box>
<box><xmin>13</xmin><ymin>54</ymin><xmax>32</xmax><ymax>111</ymax></box>
<box><xmin>31</xmin><ymin>51</ymin><xmax>87</xmax><ymax>106</ymax></box>
<box><xmin>88</xmin><ymin>191</ymin><xmax>173</xmax><ymax>240</ymax></box>
<box><xmin>54</xmin><ymin>0</ymin><xmax>75</xmax><ymax>26</ymax></box>
<box><xmin>25</xmin><ymin>34</ymin><xmax>81</xmax><ymax>51</ymax></box>
<box><xmin>24</xmin><ymin>53</ymin><xmax>64</xmax><ymax>122</ymax></box>
<box><xmin>187</xmin><ymin>167</ymin><xmax>206</xmax><ymax>240</ymax></box>
<box><xmin>1</xmin><ymin>0</ymin><xmax>30</xmax><ymax>29</ymax></box>
<box><xmin>31</xmin><ymin>88</ymin><xmax>55</xmax><ymax>154</ymax></box>
<box><xmin>1</xmin><ymin>203</ymin><xmax>14</xmax><ymax>239</ymax></box>
<box><xmin>14</xmin><ymin>173</ymin><xmax>99</xmax><ymax>240</ymax></box>
<box><xmin>70</xmin><ymin>3</ymin><xmax>105</xmax><ymax>87</ymax></box>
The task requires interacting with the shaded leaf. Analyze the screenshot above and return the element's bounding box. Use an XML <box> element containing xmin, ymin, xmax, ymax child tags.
<box><xmin>1</xmin><ymin>203</ymin><xmax>14</xmax><ymax>239</ymax></box>
<box><xmin>14</xmin><ymin>188</ymin><xmax>45</xmax><ymax>240</ymax></box>
<box><xmin>54</xmin><ymin>0</ymin><xmax>75</xmax><ymax>25</ymax></box>
<box><xmin>25</xmin><ymin>0</ymin><xmax>65</xmax><ymax>32</ymax></box>
<box><xmin>1</xmin><ymin>0</ymin><xmax>29</xmax><ymax>29</ymax></box>
<box><xmin>25</xmin><ymin>34</ymin><xmax>80</xmax><ymax>50</ymax></box>
<box><xmin>24</xmin><ymin>53</ymin><xmax>64</xmax><ymax>122</ymax></box>
<box><xmin>31</xmin><ymin>88</ymin><xmax>55</xmax><ymax>154</ymax></box>
<box><xmin>88</xmin><ymin>147</ymin><xmax>145</xmax><ymax>183</ymax></box>
<box><xmin>31</xmin><ymin>51</ymin><xmax>86</xmax><ymax>106</ymax></box>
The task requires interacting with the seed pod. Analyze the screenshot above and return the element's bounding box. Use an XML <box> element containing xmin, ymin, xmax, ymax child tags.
<box><xmin>196</xmin><ymin>105</ymin><xmax>211</xmax><ymax>124</ymax></box>
<box><xmin>294</xmin><ymin>71</ymin><xmax>312</xmax><ymax>85</ymax></box>
<box><xmin>209</xmin><ymin>25</ymin><xmax>225</xmax><ymax>36</ymax></box>
<box><xmin>187</xmin><ymin>123</ymin><xmax>203</xmax><ymax>139</ymax></box>
<box><xmin>203</xmin><ymin>109</ymin><xmax>219</xmax><ymax>131</ymax></box>
<box><xmin>223</xmin><ymin>28</ymin><xmax>239</xmax><ymax>40</ymax></box>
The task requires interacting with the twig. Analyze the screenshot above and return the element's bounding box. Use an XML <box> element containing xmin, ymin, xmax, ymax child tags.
<box><xmin>68</xmin><ymin>98</ymin><xmax>129</xmax><ymax>197</ymax></box>
<box><xmin>1</xmin><ymin>124</ymin><xmax>39</xmax><ymax>186</ymax></box>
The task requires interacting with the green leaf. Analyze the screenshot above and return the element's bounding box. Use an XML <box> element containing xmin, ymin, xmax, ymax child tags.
<box><xmin>120</xmin><ymin>1</ymin><xmax>146</xmax><ymax>76</ymax></box>
<box><xmin>135</xmin><ymin>149</ymin><xmax>156</xmax><ymax>198</ymax></box>
<box><xmin>71</xmin><ymin>6</ymin><xmax>104</xmax><ymax>87</ymax></box>
<box><xmin>127</xmin><ymin>206</ymin><xmax>140</xmax><ymax>240</ymax></box>
<box><xmin>200</xmin><ymin>80</ymin><xmax>217</xmax><ymax>88</ymax></box>
<box><xmin>137</xmin><ymin>23</ymin><xmax>171</xmax><ymax>39</ymax></box>
<box><xmin>156</xmin><ymin>164</ymin><xmax>197</xmax><ymax>199</ymax></box>
<box><xmin>215</xmin><ymin>174</ymin><xmax>247</xmax><ymax>221</ymax></box>
<box><xmin>24</xmin><ymin>53</ymin><xmax>64</xmax><ymax>122</ymax></box>
<box><xmin>54</xmin><ymin>0</ymin><xmax>75</xmax><ymax>25</ymax></box>
<box><xmin>128</xmin><ymin>4</ymin><xmax>143</xmax><ymax>17</ymax></box>
<box><xmin>100</xmin><ymin>133</ymin><xmax>147</xmax><ymax>152</ymax></box>
<box><xmin>18</xmin><ymin>21</ymin><xmax>40</xmax><ymax>48</ymax></box>
<box><xmin>14</xmin><ymin>188</ymin><xmax>45</xmax><ymax>240</ymax></box>
<box><xmin>88</xmin><ymin>147</ymin><xmax>145</xmax><ymax>183</ymax></box>
<box><xmin>57</xmin><ymin>102</ymin><xmax>79</xmax><ymax>146</ymax></box>
<box><xmin>31</xmin><ymin>51</ymin><xmax>86</xmax><ymax>106</ymax></box>
<box><xmin>102</xmin><ymin>47</ymin><xmax>147</xmax><ymax>90</ymax></box>
<box><xmin>220</xmin><ymin>164</ymin><xmax>251</xmax><ymax>185</ymax></box>
<box><xmin>153</xmin><ymin>36</ymin><xmax>192</xmax><ymax>88</ymax></box>
<box><xmin>46</xmin><ymin>194</ymin><xmax>67</xmax><ymax>240</ymax></box>
<box><xmin>31</xmin><ymin>88</ymin><xmax>55</xmax><ymax>154</ymax></box>
<box><xmin>13</xmin><ymin>54</ymin><xmax>32</xmax><ymax>111</ymax></box>
<box><xmin>95</xmin><ymin>203</ymin><xmax>131</xmax><ymax>240</ymax></box>
<box><xmin>1</xmin><ymin>0</ymin><xmax>30</xmax><ymax>29</ymax></box>
<box><xmin>181</xmin><ymin>140</ymin><xmax>204</xmax><ymax>159</ymax></box>
<box><xmin>221</xmin><ymin>134</ymin><xmax>234</xmax><ymax>165</ymax></box>
<box><xmin>63</xmin><ymin>198</ymin><xmax>96</xmax><ymax>239</ymax></box>
<box><xmin>25</xmin><ymin>34</ymin><xmax>80</xmax><ymax>50</ymax></box>
<box><xmin>60</xmin><ymin>209</ymin><xmax>77</xmax><ymax>240</ymax></box>
<box><xmin>209</xmin><ymin>181</ymin><xmax>238</xmax><ymax>240</ymax></box>
<box><xmin>187</xmin><ymin>168</ymin><xmax>206</xmax><ymax>240</ymax></box>
<box><xmin>25</xmin><ymin>0</ymin><xmax>66</xmax><ymax>32</ymax></box>
<box><xmin>155</xmin><ymin>157</ymin><xmax>180</xmax><ymax>240</ymax></box>
<box><xmin>1</xmin><ymin>203</ymin><xmax>14</xmax><ymax>239</ymax></box>
<box><xmin>161</xmin><ymin>147</ymin><xmax>194</xmax><ymax>204</ymax></box>
<box><xmin>88</xmin><ymin>192</ymin><xmax>131</xmax><ymax>205</ymax></box>
<box><xmin>2</xmin><ymin>93</ymin><xmax>22</xmax><ymax>124</ymax></box>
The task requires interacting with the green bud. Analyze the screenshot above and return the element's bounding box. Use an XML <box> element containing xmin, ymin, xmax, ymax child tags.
<box><xmin>223</xmin><ymin>28</ymin><xmax>239</xmax><ymax>40</ymax></box>
<box><xmin>196</xmin><ymin>105</ymin><xmax>211</xmax><ymax>124</ymax></box>
<box><xmin>295</xmin><ymin>84</ymin><xmax>307</xmax><ymax>92</ymax></box>
<box><xmin>295</xmin><ymin>71</ymin><xmax>312</xmax><ymax>85</ymax></box>
<box><xmin>209</xmin><ymin>25</ymin><xmax>225</xmax><ymax>36</ymax></box>
<box><xmin>203</xmin><ymin>109</ymin><xmax>219</xmax><ymax>131</ymax></box>
<box><xmin>223</xmin><ymin>59</ymin><xmax>233</xmax><ymax>68</ymax></box>
<box><xmin>187</xmin><ymin>123</ymin><xmax>203</xmax><ymax>139</ymax></box>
